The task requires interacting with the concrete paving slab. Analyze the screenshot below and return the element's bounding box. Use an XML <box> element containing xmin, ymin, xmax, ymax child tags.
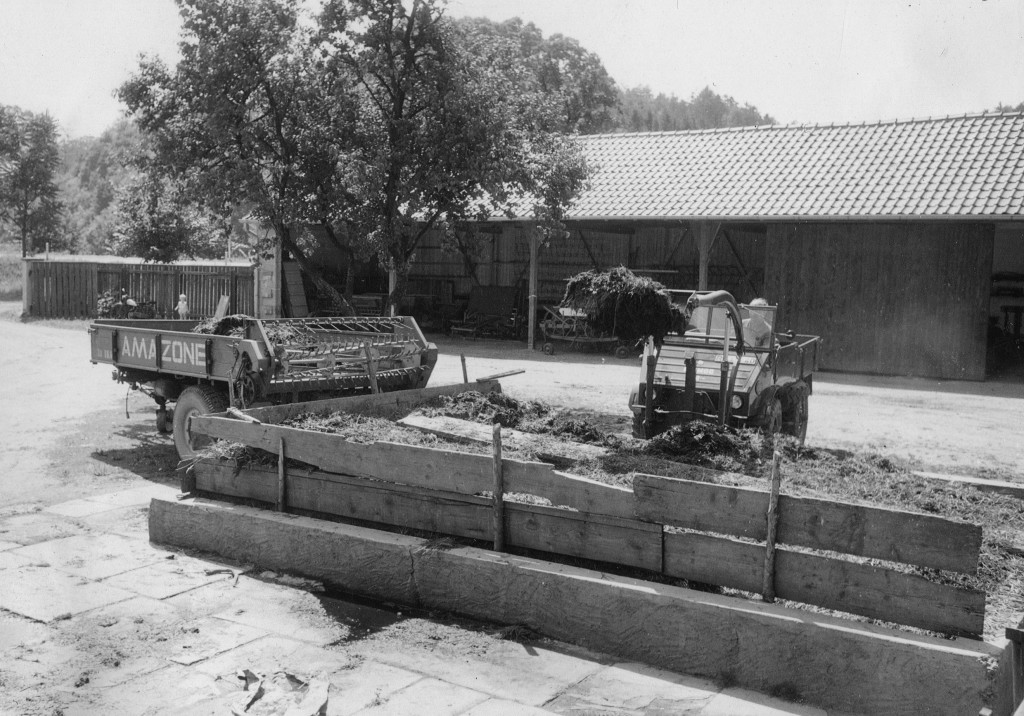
<box><xmin>0</xmin><ymin>565</ymin><xmax>135</xmax><ymax>622</ymax></box>
<box><xmin>321</xmin><ymin>659</ymin><xmax>423</xmax><ymax>716</ymax></box>
<box><xmin>211</xmin><ymin>580</ymin><xmax>349</xmax><ymax>646</ymax></box>
<box><xmin>191</xmin><ymin>634</ymin><xmax>308</xmax><ymax>678</ymax></box>
<box><xmin>66</xmin><ymin>595</ymin><xmax>183</xmax><ymax>640</ymax></box>
<box><xmin>162</xmin><ymin>615</ymin><xmax>267</xmax><ymax>666</ymax></box>
<box><xmin>86</xmin><ymin>483</ymin><xmax>178</xmax><ymax>508</ymax></box>
<box><xmin>545</xmin><ymin>661</ymin><xmax>720</xmax><ymax>715</ymax></box>
<box><xmin>74</xmin><ymin>504</ymin><xmax>151</xmax><ymax>538</ymax></box>
<box><xmin>45</xmin><ymin>498</ymin><xmax>122</xmax><ymax>518</ymax></box>
<box><xmin>702</xmin><ymin>688</ymin><xmax>828</xmax><ymax>716</ymax></box>
<box><xmin>0</xmin><ymin>539</ymin><xmax>23</xmax><ymax>551</ymax></box>
<box><xmin>359</xmin><ymin>632</ymin><xmax>605</xmax><ymax>707</ymax></box>
<box><xmin>0</xmin><ymin>549</ymin><xmax>32</xmax><ymax>569</ymax></box>
<box><xmin>1</xmin><ymin>641</ymin><xmax>88</xmax><ymax>691</ymax></box>
<box><xmin>0</xmin><ymin>612</ymin><xmax>51</xmax><ymax>651</ymax></box>
<box><xmin>0</xmin><ymin>511</ymin><xmax>87</xmax><ymax>545</ymax></box>
<box><xmin>102</xmin><ymin>555</ymin><xmax>237</xmax><ymax>599</ymax></box>
<box><xmin>351</xmin><ymin>676</ymin><xmax>488</xmax><ymax>716</ymax></box>
<box><xmin>163</xmin><ymin>575</ymin><xmax>255</xmax><ymax>621</ymax></box>
<box><xmin>12</xmin><ymin>532</ymin><xmax>166</xmax><ymax>580</ymax></box>
<box><xmin>463</xmin><ymin>699</ymin><xmax>556</xmax><ymax>715</ymax></box>
<box><xmin>62</xmin><ymin>663</ymin><xmax>225</xmax><ymax>716</ymax></box>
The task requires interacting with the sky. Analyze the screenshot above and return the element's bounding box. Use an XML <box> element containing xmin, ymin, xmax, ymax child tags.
<box><xmin>1</xmin><ymin>0</ymin><xmax>1022</xmax><ymax>138</ymax></box>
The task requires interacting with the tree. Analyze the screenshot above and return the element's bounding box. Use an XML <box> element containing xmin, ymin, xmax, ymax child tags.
<box><xmin>118</xmin><ymin>0</ymin><xmax>359</xmax><ymax>312</ymax></box>
<box><xmin>455</xmin><ymin>17</ymin><xmax>619</xmax><ymax>134</ymax></box>
<box><xmin>0</xmin><ymin>107</ymin><xmax>68</xmax><ymax>256</ymax></box>
<box><xmin>320</xmin><ymin>0</ymin><xmax>589</xmax><ymax>310</ymax></box>
<box><xmin>110</xmin><ymin>170</ymin><xmax>230</xmax><ymax>262</ymax></box>
<box><xmin>59</xmin><ymin>119</ymin><xmax>143</xmax><ymax>254</ymax></box>
<box><xmin>613</xmin><ymin>85</ymin><xmax>774</xmax><ymax>133</ymax></box>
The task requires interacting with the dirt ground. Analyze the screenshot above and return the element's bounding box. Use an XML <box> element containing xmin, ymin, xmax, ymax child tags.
<box><xmin>1</xmin><ymin>304</ymin><xmax>1023</xmax><ymax>712</ymax></box>
<box><xmin>2</xmin><ymin>302</ymin><xmax>1023</xmax><ymax>514</ymax></box>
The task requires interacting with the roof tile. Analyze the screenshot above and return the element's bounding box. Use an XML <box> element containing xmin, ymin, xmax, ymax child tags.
<box><xmin>558</xmin><ymin>113</ymin><xmax>1024</xmax><ymax>219</ymax></box>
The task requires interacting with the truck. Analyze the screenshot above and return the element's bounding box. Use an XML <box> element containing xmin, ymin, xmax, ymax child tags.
<box><xmin>629</xmin><ymin>290</ymin><xmax>820</xmax><ymax>443</ymax></box>
<box><xmin>89</xmin><ymin>315</ymin><xmax>438</xmax><ymax>459</ymax></box>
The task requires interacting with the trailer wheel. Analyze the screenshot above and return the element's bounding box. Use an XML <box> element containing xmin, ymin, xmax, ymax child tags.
<box><xmin>542</xmin><ymin>342</ymin><xmax>555</xmax><ymax>355</ymax></box>
<box><xmin>614</xmin><ymin>345</ymin><xmax>631</xmax><ymax>360</ymax></box>
<box><xmin>172</xmin><ymin>386</ymin><xmax>229</xmax><ymax>460</ymax></box>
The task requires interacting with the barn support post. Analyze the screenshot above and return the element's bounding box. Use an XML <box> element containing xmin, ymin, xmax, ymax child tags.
<box><xmin>21</xmin><ymin>259</ymin><xmax>30</xmax><ymax>316</ymax></box>
<box><xmin>695</xmin><ymin>221</ymin><xmax>721</xmax><ymax>291</ymax></box>
<box><xmin>528</xmin><ymin>228</ymin><xmax>540</xmax><ymax>351</ymax></box>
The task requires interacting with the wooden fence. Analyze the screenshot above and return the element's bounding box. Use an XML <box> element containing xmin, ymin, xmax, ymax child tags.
<box><xmin>188</xmin><ymin>385</ymin><xmax>986</xmax><ymax>640</ymax></box>
<box><xmin>23</xmin><ymin>259</ymin><xmax>255</xmax><ymax>319</ymax></box>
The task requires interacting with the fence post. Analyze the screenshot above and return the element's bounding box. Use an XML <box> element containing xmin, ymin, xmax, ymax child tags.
<box><xmin>762</xmin><ymin>450</ymin><xmax>783</xmax><ymax>603</ymax></box>
<box><xmin>492</xmin><ymin>424</ymin><xmax>505</xmax><ymax>552</ymax></box>
<box><xmin>21</xmin><ymin>259</ymin><xmax>30</xmax><ymax>316</ymax></box>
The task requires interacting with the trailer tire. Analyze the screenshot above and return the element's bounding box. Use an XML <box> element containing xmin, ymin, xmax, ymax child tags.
<box><xmin>614</xmin><ymin>345</ymin><xmax>631</xmax><ymax>360</ymax></box>
<box><xmin>542</xmin><ymin>342</ymin><xmax>555</xmax><ymax>355</ymax></box>
<box><xmin>173</xmin><ymin>386</ymin><xmax>229</xmax><ymax>461</ymax></box>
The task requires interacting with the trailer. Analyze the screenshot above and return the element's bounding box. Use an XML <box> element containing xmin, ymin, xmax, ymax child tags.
<box><xmin>89</xmin><ymin>315</ymin><xmax>438</xmax><ymax>458</ymax></box>
<box><xmin>630</xmin><ymin>291</ymin><xmax>820</xmax><ymax>443</ymax></box>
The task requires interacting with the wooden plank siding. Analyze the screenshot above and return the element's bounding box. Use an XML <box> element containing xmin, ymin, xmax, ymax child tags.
<box><xmin>764</xmin><ymin>222</ymin><xmax>993</xmax><ymax>380</ymax></box>
<box><xmin>24</xmin><ymin>259</ymin><xmax>255</xmax><ymax>319</ymax></box>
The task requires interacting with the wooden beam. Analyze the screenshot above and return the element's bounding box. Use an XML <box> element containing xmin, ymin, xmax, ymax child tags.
<box><xmin>192</xmin><ymin>460</ymin><xmax>660</xmax><ymax>571</ymax></box>
<box><xmin>190</xmin><ymin>417</ymin><xmax>635</xmax><ymax>519</ymax></box>
<box><xmin>576</xmin><ymin>229</ymin><xmax>602</xmax><ymax>270</ymax></box>
<box><xmin>695</xmin><ymin>221</ymin><xmax>721</xmax><ymax>290</ymax></box>
<box><xmin>663</xmin><ymin>531</ymin><xmax>985</xmax><ymax>639</ymax></box>
<box><xmin>634</xmin><ymin>473</ymin><xmax>982</xmax><ymax>574</ymax></box>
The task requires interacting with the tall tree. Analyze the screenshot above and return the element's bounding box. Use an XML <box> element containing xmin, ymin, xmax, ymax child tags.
<box><xmin>320</xmin><ymin>0</ymin><xmax>589</xmax><ymax>310</ymax></box>
<box><xmin>110</xmin><ymin>170</ymin><xmax>231</xmax><ymax>262</ymax></box>
<box><xmin>455</xmin><ymin>17</ymin><xmax>619</xmax><ymax>134</ymax></box>
<box><xmin>0</xmin><ymin>108</ymin><xmax>67</xmax><ymax>256</ymax></box>
<box><xmin>118</xmin><ymin>0</ymin><xmax>359</xmax><ymax>312</ymax></box>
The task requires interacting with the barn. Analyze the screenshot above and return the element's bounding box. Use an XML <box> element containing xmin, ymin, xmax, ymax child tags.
<box><xmin>252</xmin><ymin>113</ymin><xmax>1024</xmax><ymax>381</ymax></box>
<box><xmin>387</xmin><ymin>112</ymin><xmax>1024</xmax><ymax>382</ymax></box>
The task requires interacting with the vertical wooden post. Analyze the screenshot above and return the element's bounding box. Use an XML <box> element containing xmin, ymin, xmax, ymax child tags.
<box><xmin>642</xmin><ymin>337</ymin><xmax>657</xmax><ymax>437</ymax></box>
<box><xmin>762</xmin><ymin>450</ymin><xmax>783</xmax><ymax>602</ymax></box>
<box><xmin>364</xmin><ymin>344</ymin><xmax>379</xmax><ymax>393</ymax></box>
<box><xmin>492</xmin><ymin>424</ymin><xmax>505</xmax><ymax>552</ymax></box>
<box><xmin>527</xmin><ymin>229</ymin><xmax>539</xmax><ymax>350</ymax></box>
<box><xmin>21</xmin><ymin>259</ymin><xmax>30</xmax><ymax>316</ymax></box>
<box><xmin>460</xmin><ymin>354</ymin><xmax>468</xmax><ymax>383</ymax></box>
<box><xmin>277</xmin><ymin>437</ymin><xmax>287</xmax><ymax>512</ymax></box>
<box><xmin>696</xmin><ymin>221</ymin><xmax>721</xmax><ymax>291</ymax></box>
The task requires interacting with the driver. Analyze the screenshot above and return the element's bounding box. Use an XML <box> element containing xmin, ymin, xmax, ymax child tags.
<box><xmin>743</xmin><ymin>298</ymin><xmax>772</xmax><ymax>348</ymax></box>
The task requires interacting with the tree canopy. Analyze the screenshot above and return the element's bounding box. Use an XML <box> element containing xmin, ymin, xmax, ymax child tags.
<box><xmin>119</xmin><ymin>0</ymin><xmax>589</xmax><ymax>312</ymax></box>
<box><xmin>0</xmin><ymin>106</ymin><xmax>68</xmax><ymax>255</ymax></box>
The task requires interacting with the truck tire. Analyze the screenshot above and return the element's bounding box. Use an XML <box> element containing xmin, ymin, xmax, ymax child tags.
<box><xmin>783</xmin><ymin>392</ymin><xmax>809</xmax><ymax>447</ymax></box>
<box><xmin>172</xmin><ymin>385</ymin><xmax>229</xmax><ymax>461</ymax></box>
<box><xmin>762</xmin><ymin>398</ymin><xmax>783</xmax><ymax>438</ymax></box>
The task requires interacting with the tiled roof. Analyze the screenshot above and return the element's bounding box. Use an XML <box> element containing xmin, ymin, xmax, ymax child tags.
<box><xmin>558</xmin><ymin>113</ymin><xmax>1024</xmax><ymax>220</ymax></box>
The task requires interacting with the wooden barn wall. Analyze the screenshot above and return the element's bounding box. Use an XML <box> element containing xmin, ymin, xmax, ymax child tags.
<box><xmin>764</xmin><ymin>222</ymin><xmax>993</xmax><ymax>380</ymax></box>
<box><xmin>407</xmin><ymin>222</ymin><xmax>767</xmax><ymax>304</ymax></box>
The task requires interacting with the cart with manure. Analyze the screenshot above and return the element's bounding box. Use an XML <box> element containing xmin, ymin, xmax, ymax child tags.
<box><xmin>538</xmin><ymin>305</ymin><xmax>634</xmax><ymax>359</ymax></box>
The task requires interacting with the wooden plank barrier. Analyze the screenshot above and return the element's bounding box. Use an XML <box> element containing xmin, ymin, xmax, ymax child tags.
<box><xmin>193</xmin><ymin>460</ymin><xmax>661</xmax><ymax>572</ymax></box>
<box><xmin>190</xmin><ymin>415</ymin><xmax>635</xmax><ymax>520</ymax></box>
<box><xmin>663</xmin><ymin>532</ymin><xmax>984</xmax><ymax>638</ymax></box>
<box><xmin>186</xmin><ymin>382</ymin><xmax>987</xmax><ymax>640</ymax></box>
<box><xmin>633</xmin><ymin>473</ymin><xmax>981</xmax><ymax>574</ymax></box>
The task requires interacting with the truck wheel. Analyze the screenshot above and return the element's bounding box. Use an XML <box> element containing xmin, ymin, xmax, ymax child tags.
<box><xmin>783</xmin><ymin>392</ymin><xmax>809</xmax><ymax>447</ymax></box>
<box><xmin>631</xmin><ymin>412</ymin><xmax>646</xmax><ymax>439</ymax></box>
<box><xmin>172</xmin><ymin>386</ymin><xmax>228</xmax><ymax>461</ymax></box>
<box><xmin>762</xmin><ymin>398</ymin><xmax>783</xmax><ymax>438</ymax></box>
